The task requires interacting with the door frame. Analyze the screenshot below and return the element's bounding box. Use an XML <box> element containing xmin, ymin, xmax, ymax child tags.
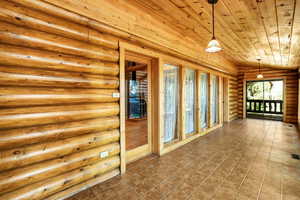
<box><xmin>119</xmin><ymin>42</ymin><xmax>160</xmax><ymax>174</ymax></box>
<box><xmin>124</xmin><ymin>52</ymin><xmax>153</xmax><ymax>164</ymax></box>
<box><xmin>243</xmin><ymin>78</ymin><xmax>286</xmax><ymax>121</ymax></box>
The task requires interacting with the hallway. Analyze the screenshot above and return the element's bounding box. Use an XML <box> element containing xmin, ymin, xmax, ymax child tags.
<box><xmin>67</xmin><ymin>119</ymin><xmax>300</xmax><ymax>200</ymax></box>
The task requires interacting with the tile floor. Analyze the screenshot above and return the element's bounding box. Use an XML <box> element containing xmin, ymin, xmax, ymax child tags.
<box><xmin>67</xmin><ymin>119</ymin><xmax>300</xmax><ymax>200</ymax></box>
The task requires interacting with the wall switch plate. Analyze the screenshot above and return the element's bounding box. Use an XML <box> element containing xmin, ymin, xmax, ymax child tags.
<box><xmin>100</xmin><ymin>151</ymin><xmax>109</xmax><ymax>158</ymax></box>
<box><xmin>112</xmin><ymin>93</ymin><xmax>120</xmax><ymax>98</ymax></box>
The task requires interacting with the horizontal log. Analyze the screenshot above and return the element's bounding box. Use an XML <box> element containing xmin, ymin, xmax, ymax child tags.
<box><xmin>0</xmin><ymin>117</ymin><xmax>120</xmax><ymax>150</ymax></box>
<box><xmin>0</xmin><ymin>129</ymin><xmax>120</xmax><ymax>171</ymax></box>
<box><xmin>45</xmin><ymin>169</ymin><xmax>120</xmax><ymax>200</ymax></box>
<box><xmin>0</xmin><ymin>44</ymin><xmax>119</xmax><ymax>75</ymax></box>
<box><xmin>0</xmin><ymin>1</ymin><xmax>119</xmax><ymax>49</ymax></box>
<box><xmin>0</xmin><ymin>156</ymin><xmax>120</xmax><ymax>200</ymax></box>
<box><xmin>0</xmin><ymin>103</ymin><xmax>120</xmax><ymax>129</ymax></box>
<box><xmin>8</xmin><ymin>0</ymin><xmax>130</xmax><ymax>38</ymax></box>
<box><xmin>5</xmin><ymin>0</ymin><xmax>240</xmax><ymax>76</ymax></box>
<box><xmin>0</xmin><ymin>66</ymin><xmax>119</xmax><ymax>89</ymax></box>
<box><xmin>0</xmin><ymin>87</ymin><xmax>119</xmax><ymax>107</ymax></box>
<box><xmin>0</xmin><ymin>21</ymin><xmax>119</xmax><ymax>61</ymax></box>
<box><xmin>0</xmin><ymin>143</ymin><xmax>120</xmax><ymax>194</ymax></box>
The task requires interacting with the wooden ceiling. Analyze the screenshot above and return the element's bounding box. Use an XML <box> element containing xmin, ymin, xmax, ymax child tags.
<box><xmin>127</xmin><ymin>0</ymin><xmax>300</xmax><ymax>69</ymax></box>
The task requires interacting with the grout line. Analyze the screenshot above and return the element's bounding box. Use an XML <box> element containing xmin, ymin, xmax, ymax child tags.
<box><xmin>280</xmin><ymin>163</ymin><xmax>283</xmax><ymax>200</ymax></box>
<box><xmin>256</xmin><ymin>124</ymin><xmax>276</xmax><ymax>200</ymax></box>
<box><xmin>185</xmin><ymin>123</ymin><xmax>248</xmax><ymax>200</ymax></box>
<box><xmin>208</xmin><ymin>146</ymin><xmax>249</xmax><ymax>200</ymax></box>
<box><xmin>233</xmin><ymin>121</ymin><xmax>269</xmax><ymax>200</ymax></box>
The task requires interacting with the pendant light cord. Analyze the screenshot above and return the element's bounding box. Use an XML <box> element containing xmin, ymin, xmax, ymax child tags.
<box><xmin>212</xmin><ymin>3</ymin><xmax>215</xmax><ymax>39</ymax></box>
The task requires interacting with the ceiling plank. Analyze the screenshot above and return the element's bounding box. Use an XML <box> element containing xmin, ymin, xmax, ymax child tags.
<box><xmin>288</xmin><ymin>0</ymin><xmax>300</xmax><ymax>67</ymax></box>
<box><xmin>142</xmin><ymin>0</ymin><xmax>248</xmax><ymax>61</ymax></box>
<box><xmin>182</xmin><ymin>0</ymin><xmax>251</xmax><ymax>61</ymax></box>
<box><xmin>275</xmin><ymin>0</ymin><xmax>295</xmax><ymax>66</ymax></box>
<box><xmin>257</xmin><ymin>0</ymin><xmax>282</xmax><ymax>65</ymax></box>
<box><xmin>229</xmin><ymin>0</ymin><xmax>274</xmax><ymax>65</ymax></box>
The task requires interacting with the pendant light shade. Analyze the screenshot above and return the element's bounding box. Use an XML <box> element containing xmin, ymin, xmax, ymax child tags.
<box><xmin>206</xmin><ymin>0</ymin><xmax>222</xmax><ymax>53</ymax></box>
<box><xmin>256</xmin><ymin>58</ymin><xmax>263</xmax><ymax>79</ymax></box>
<box><xmin>206</xmin><ymin>37</ymin><xmax>222</xmax><ymax>53</ymax></box>
<box><xmin>257</xmin><ymin>74</ymin><xmax>263</xmax><ymax>79</ymax></box>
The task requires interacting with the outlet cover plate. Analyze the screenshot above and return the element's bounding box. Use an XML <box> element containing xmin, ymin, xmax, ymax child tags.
<box><xmin>112</xmin><ymin>93</ymin><xmax>120</xmax><ymax>98</ymax></box>
<box><xmin>100</xmin><ymin>151</ymin><xmax>109</xmax><ymax>158</ymax></box>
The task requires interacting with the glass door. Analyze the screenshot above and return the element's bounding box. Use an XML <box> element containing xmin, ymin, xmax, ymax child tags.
<box><xmin>200</xmin><ymin>73</ymin><xmax>208</xmax><ymax>129</ymax></box>
<box><xmin>211</xmin><ymin>75</ymin><xmax>219</xmax><ymax>125</ymax></box>
<box><xmin>163</xmin><ymin>64</ymin><xmax>179</xmax><ymax>143</ymax></box>
<box><xmin>246</xmin><ymin>79</ymin><xmax>283</xmax><ymax>120</ymax></box>
<box><xmin>185</xmin><ymin>69</ymin><xmax>196</xmax><ymax>135</ymax></box>
<box><xmin>125</xmin><ymin>61</ymin><xmax>149</xmax><ymax>151</ymax></box>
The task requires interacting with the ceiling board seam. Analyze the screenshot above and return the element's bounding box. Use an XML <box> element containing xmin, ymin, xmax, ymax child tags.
<box><xmin>274</xmin><ymin>0</ymin><xmax>283</xmax><ymax>65</ymax></box>
<box><xmin>257</xmin><ymin>1</ymin><xmax>276</xmax><ymax>65</ymax></box>
<box><xmin>169</xmin><ymin>0</ymin><xmax>249</xmax><ymax>61</ymax></box>
<box><xmin>220</xmin><ymin>0</ymin><xmax>260</xmax><ymax>60</ymax></box>
<box><xmin>287</xmin><ymin>0</ymin><xmax>297</xmax><ymax>66</ymax></box>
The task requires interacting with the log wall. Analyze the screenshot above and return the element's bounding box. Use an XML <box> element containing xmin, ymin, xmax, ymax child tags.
<box><xmin>299</xmin><ymin>68</ymin><xmax>300</xmax><ymax>125</ymax></box>
<box><xmin>0</xmin><ymin>0</ymin><xmax>121</xmax><ymax>199</ymax></box>
<box><xmin>228</xmin><ymin>77</ymin><xmax>239</xmax><ymax>121</ymax></box>
<box><xmin>0</xmin><ymin>0</ymin><xmax>242</xmax><ymax>199</ymax></box>
<box><xmin>238</xmin><ymin>66</ymin><xmax>299</xmax><ymax>123</ymax></box>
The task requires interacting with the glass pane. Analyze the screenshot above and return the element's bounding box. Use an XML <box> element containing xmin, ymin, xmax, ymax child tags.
<box><xmin>263</xmin><ymin>80</ymin><xmax>283</xmax><ymax>100</ymax></box>
<box><xmin>163</xmin><ymin>64</ymin><xmax>179</xmax><ymax>143</ymax></box>
<box><xmin>200</xmin><ymin>73</ymin><xmax>208</xmax><ymax>128</ymax></box>
<box><xmin>211</xmin><ymin>75</ymin><xmax>219</xmax><ymax>124</ymax></box>
<box><xmin>125</xmin><ymin>61</ymin><xmax>148</xmax><ymax>151</ymax></box>
<box><xmin>247</xmin><ymin>81</ymin><xmax>264</xmax><ymax>100</ymax></box>
<box><xmin>185</xmin><ymin>69</ymin><xmax>196</xmax><ymax>134</ymax></box>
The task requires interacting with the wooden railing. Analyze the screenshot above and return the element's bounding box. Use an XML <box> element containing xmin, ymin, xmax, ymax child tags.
<box><xmin>246</xmin><ymin>99</ymin><xmax>283</xmax><ymax>114</ymax></box>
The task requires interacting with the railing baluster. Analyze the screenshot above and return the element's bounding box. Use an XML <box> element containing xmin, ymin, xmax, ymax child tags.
<box><xmin>246</xmin><ymin>99</ymin><xmax>283</xmax><ymax>114</ymax></box>
<box><xmin>259</xmin><ymin>101</ymin><xmax>262</xmax><ymax>112</ymax></box>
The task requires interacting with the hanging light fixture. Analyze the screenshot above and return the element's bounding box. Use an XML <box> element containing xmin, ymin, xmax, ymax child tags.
<box><xmin>257</xmin><ymin>58</ymin><xmax>263</xmax><ymax>79</ymax></box>
<box><xmin>206</xmin><ymin>0</ymin><xmax>222</xmax><ymax>53</ymax></box>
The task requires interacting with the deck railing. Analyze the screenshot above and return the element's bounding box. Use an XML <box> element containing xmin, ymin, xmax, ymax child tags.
<box><xmin>246</xmin><ymin>99</ymin><xmax>283</xmax><ymax>114</ymax></box>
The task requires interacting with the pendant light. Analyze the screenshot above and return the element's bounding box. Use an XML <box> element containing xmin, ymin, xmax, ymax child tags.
<box><xmin>206</xmin><ymin>0</ymin><xmax>222</xmax><ymax>53</ymax></box>
<box><xmin>257</xmin><ymin>58</ymin><xmax>263</xmax><ymax>79</ymax></box>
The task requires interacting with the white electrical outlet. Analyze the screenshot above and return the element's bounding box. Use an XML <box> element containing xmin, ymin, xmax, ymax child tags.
<box><xmin>112</xmin><ymin>93</ymin><xmax>120</xmax><ymax>98</ymax></box>
<box><xmin>100</xmin><ymin>151</ymin><xmax>109</xmax><ymax>158</ymax></box>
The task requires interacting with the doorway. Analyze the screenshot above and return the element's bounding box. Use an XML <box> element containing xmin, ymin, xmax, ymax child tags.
<box><xmin>125</xmin><ymin>52</ymin><xmax>153</xmax><ymax>163</ymax></box>
<box><xmin>246</xmin><ymin>79</ymin><xmax>284</xmax><ymax>121</ymax></box>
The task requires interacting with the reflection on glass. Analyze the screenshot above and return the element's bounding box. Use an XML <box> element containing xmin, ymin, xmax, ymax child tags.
<box><xmin>211</xmin><ymin>75</ymin><xmax>219</xmax><ymax>125</ymax></box>
<box><xmin>125</xmin><ymin>61</ymin><xmax>148</xmax><ymax>151</ymax></box>
<box><xmin>185</xmin><ymin>69</ymin><xmax>196</xmax><ymax>134</ymax></box>
<box><xmin>200</xmin><ymin>73</ymin><xmax>208</xmax><ymax>128</ymax></box>
<box><xmin>163</xmin><ymin>64</ymin><xmax>179</xmax><ymax>143</ymax></box>
<box><xmin>247</xmin><ymin>80</ymin><xmax>283</xmax><ymax>100</ymax></box>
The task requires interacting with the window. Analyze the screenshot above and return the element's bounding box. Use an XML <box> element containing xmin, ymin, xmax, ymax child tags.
<box><xmin>185</xmin><ymin>69</ymin><xmax>196</xmax><ymax>134</ymax></box>
<box><xmin>200</xmin><ymin>73</ymin><xmax>208</xmax><ymax>128</ymax></box>
<box><xmin>211</xmin><ymin>75</ymin><xmax>219</xmax><ymax>125</ymax></box>
<box><xmin>163</xmin><ymin>64</ymin><xmax>179</xmax><ymax>143</ymax></box>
